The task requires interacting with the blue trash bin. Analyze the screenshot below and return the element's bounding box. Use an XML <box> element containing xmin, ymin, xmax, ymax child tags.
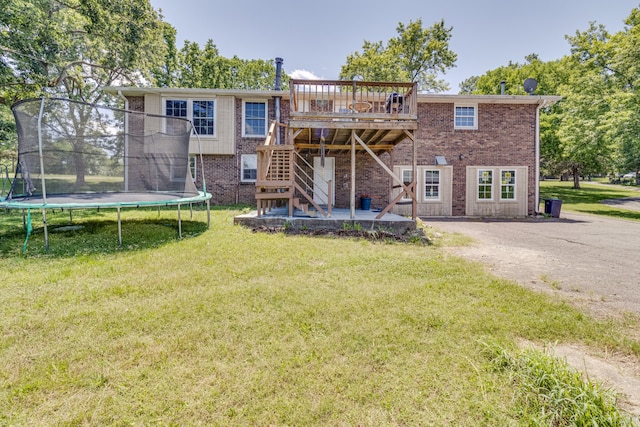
<box><xmin>361</xmin><ymin>197</ymin><xmax>371</xmax><ymax>210</ymax></box>
<box><xmin>544</xmin><ymin>198</ymin><xmax>562</xmax><ymax>218</ymax></box>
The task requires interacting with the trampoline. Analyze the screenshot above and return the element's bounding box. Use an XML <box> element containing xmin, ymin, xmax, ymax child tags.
<box><xmin>1</xmin><ymin>97</ymin><xmax>212</xmax><ymax>250</ymax></box>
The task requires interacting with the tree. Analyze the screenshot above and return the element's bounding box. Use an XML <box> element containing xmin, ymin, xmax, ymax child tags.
<box><xmin>160</xmin><ymin>39</ymin><xmax>287</xmax><ymax>91</ymax></box>
<box><xmin>340</xmin><ymin>19</ymin><xmax>457</xmax><ymax>92</ymax></box>
<box><xmin>0</xmin><ymin>0</ymin><xmax>169</xmax><ymax>182</ymax></box>
<box><xmin>1</xmin><ymin>0</ymin><xmax>169</xmax><ymax>104</ymax></box>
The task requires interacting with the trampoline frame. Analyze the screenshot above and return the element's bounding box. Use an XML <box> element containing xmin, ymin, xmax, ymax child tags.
<box><xmin>0</xmin><ymin>97</ymin><xmax>213</xmax><ymax>250</ymax></box>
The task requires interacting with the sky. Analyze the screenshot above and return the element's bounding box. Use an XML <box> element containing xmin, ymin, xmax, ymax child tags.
<box><xmin>149</xmin><ymin>0</ymin><xmax>639</xmax><ymax>93</ymax></box>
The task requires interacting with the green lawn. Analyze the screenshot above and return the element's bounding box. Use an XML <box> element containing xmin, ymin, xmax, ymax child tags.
<box><xmin>0</xmin><ymin>207</ymin><xmax>637</xmax><ymax>425</ymax></box>
<box><xmin>541</xmin><ymin>180</ymin><xmax>640</xmax><ymax>221</ymax></box>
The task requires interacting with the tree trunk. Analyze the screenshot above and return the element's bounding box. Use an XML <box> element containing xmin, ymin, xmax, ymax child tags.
<box><xmin>572</xmin><ymin>166</ymin><xmax>581</xmax><ymax>189</ymax></box>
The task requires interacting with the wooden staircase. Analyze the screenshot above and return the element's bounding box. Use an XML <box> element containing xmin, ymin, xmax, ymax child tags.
<box><xmin>255</xmin><ymin>121</ymin><xmax>331</xmax><ymax>218</ymax></box>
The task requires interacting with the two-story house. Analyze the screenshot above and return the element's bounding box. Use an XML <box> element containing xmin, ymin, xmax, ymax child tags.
<box><xmin>110</xmin><ymin>81</ymin><xmax>559</xmax><ymax>222</ymax></box>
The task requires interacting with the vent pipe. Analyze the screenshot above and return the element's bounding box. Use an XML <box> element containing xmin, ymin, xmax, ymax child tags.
<box><xmin>500</xmin><ymin>80</ymin><xmax>506</xmax><ymax>95</ymax></box>
<box><xmin>275</xmin><ymin>57</ymin><xmax>283</xmax><ymax>90</ymax></box>
<box><xmin>274</xmin><ymin>57</ymin><xmax>283</xmax><ymax>144</ymax></box>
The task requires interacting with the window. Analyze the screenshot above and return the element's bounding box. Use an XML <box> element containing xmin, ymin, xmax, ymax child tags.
<box><xmin>455</xmin><ymin>104</ymin><xmax>477</xmax><ymax>130</ymax></box>
<box><xmin>164</xmin><ymin>99</ymin><xmax>215</xmax><ymax>136</ymax></box>
<box><xmin>478</xmin><ymin>169</ymin><xmax>493</xmax><ymax>200</ymax></box>
<box><xmin>424</xmin><ymin>169</ymin><xmax>440</xmax><ymax>200</ymax></box>
<box><xmin>243</xmin><ymin>101</ymin><xmax>267</xmax><ymax>137</ymax></box>
<box><xmin>241</xmin><ymin>154</ymin><xmax>257</xmax><ymax>182</ymax></box>
<box><xmin>501</xmin><ymin>169</ymin><xmax>516</xmax><ymax>200</ymax></box>
<box><xmin>192</xmin><ymin>100</ymin><xmax>215</xmax><ymax>135</ymax></box>
<box><xmin>165</xmin><ymin>100</ymin><xmax>187</xmax><ymax>135</ymax></box>
<box><xmin>401</xmin><ymin>168</ymin><xmax>413</xmax><ymax>201</ymax></box>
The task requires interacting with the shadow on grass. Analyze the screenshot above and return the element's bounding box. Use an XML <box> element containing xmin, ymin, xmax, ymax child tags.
<box><xmin>574</xmin><ymin>208</ymin><xmax>640</xmax><ymax>221</ymax></box>
<box><xmin>0</xmin><ymin>211</ymin><xmax>209</xmax><ymax>258</ymax></box>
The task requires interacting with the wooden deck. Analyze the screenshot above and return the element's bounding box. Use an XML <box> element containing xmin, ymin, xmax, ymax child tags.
<box><xmin>253</xmin><ymin>80</ymin><xmax>420</xmax><ymax>223</ymax></box>
<box><xmin>288</xmin><ymin>79</ymin><xmax>418</xmax><ymax>152</ymax></box>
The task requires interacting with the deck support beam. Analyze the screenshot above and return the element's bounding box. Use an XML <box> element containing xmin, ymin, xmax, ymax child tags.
<box><xmin>352</xmin><ymin>131</ymin><xmax>417</xmax><ymax>220</ymax></box>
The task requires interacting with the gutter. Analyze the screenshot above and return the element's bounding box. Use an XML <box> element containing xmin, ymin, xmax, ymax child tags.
<box><xmin>534</xmin><ymin>97</ymin><xmax>548</xmax><ymax>215</ymax></box>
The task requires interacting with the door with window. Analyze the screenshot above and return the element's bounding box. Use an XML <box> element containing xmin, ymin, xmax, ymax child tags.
<box><xmin>313</xmin><ymin>157</ymin><xmax>335</xmax><ymax>206</ymax></box>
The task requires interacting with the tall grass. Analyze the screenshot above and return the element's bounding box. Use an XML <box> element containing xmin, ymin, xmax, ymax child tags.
<box><xmin>0</xmin><ymin>207</ymin><xmax>637</xmax><ymax>425</ymax></box>
<box><xmin>485</xmin><ymin>343</ymin><xmax>633</xmax><ymax>426</ymax></box>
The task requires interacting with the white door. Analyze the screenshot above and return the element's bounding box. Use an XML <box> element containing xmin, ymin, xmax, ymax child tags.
<box><xmin>313</xmin><ymin>157</ymin><xmax>335</xmax><ymax>206</ymax></box>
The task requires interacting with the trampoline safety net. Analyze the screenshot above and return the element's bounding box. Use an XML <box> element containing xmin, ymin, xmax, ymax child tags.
<box><xmin>6</xmin><ymin>97</ymin><xmax>207</xmax><ymax>207</ymax></box>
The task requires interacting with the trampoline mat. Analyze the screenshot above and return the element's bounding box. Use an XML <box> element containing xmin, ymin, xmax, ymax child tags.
<box><xmin>0</xmin><ymin>191</ymin><xmax>210</xmax><ymax>209</ymax></box>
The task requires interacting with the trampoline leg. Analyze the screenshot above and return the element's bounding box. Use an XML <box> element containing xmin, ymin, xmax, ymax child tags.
<box><xmin>177</xmin><ymin>204</ymin><xmax>182</xmax><ymax>239</ymax></box>
<box><xmin>206</xmin><ymin>199</ymin><xmax>211</xmax><ymax>229</ymax></box>
<box><xmin>190</xmin><ymin>203</ymin><xmax>193</xmax><ymax>220</ymax></box>
<box><xmin>42</xmin><ymin>209</ymin><xmax>49</xmax><ymax>251</ymax></box>
<box><xmin>117</xmin><ymin>207</ymin><xmax>122</xmax><ymax>247</ymax></box>
<box><xmin>69</xmin><ymin>210</ymin><xmax>72</xmax><ymax>225</ymax></box>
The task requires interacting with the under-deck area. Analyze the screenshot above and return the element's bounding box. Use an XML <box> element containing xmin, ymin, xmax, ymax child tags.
<box><xmin>250</xmin><ymin>80</ymin><xmax>419</xmax><ymax>228</ymax></box>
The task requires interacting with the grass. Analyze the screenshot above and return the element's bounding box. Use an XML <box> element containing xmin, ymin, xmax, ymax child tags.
<box><xmin>0</xmin><ymin>206</ymin><xmax>637</xmax><ymax>425</ymax></box>
<box><xmin>541</xmin><ymin>180</ymin><xmax>640</xmax><ymax>221</ymax></box>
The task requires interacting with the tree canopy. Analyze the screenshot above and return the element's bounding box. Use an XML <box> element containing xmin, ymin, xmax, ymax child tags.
<box><xmin>339</xmin><ymin>19</ymin><xmax>457</xmax><ymax>92</ymax></box>
<box><xmin>0</xmin><ymin>0</ymin><xmax>168</xmax><ymax>105</ymax></box>
<box><xmin>466</xmin><ymin>5</ymin><xmax>640</xmax><ymax>188</ymax></box>
<box><xmin>154</xmin><ymin>39</ymin><xmax>287</xmax><ymax>91</ymax></box>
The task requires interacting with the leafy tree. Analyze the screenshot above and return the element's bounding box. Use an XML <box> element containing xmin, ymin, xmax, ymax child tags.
<box><xmin>568</xmin><ymin>9</ymin><xmax>640</xmax><ymax>180</ymax></box>
<box><xmin>0</xmin><ymin>0</ymin><xmax>169</xmax><ymax>182</ymax></box>
<box><xmin>0</xmin><ymin>0</ymin><xmax>168</xmax><ymax>105</ymax></box>
<box><xmin>556</xmin><ymin>71</ymin><xmax>615</xmax><ymax>188</ymax></box>
<box><xmin>340</xmin><ymin>19</ymin><xmax>457</xmax><ymax>92</ymax></box>
<box><xmin>158</xmin><ymin>39</ymin><xmax>287</xmax><ymax>91</ymax></box>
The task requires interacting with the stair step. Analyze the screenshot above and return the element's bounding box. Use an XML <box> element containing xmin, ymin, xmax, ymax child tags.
<box><xmin>255</xmin><ymin>190</ymin><xmax>293</xmax><ymax>200</ymax></box>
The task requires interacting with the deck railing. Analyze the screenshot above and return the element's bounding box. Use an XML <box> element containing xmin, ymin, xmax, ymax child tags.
<box><xmin>289</xmin><ymin>79</ymin><xmax>417</xmax><ymax>118</ymax></box>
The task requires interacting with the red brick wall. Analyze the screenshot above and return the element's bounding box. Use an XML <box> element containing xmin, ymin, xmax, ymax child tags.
<box><xmin>393</xmin><ymin>102</ymin><xmax>537</xmax><ymax>215</ymax></box>
<box><xmin>200</xmin><ymin>97</ymin><xmax>283</xmax><ymax>205</ymax></box>
<box><xmin>130</xmin><ymin>94</ymin><xmax>538</xmax><ymax>215</ymax></box>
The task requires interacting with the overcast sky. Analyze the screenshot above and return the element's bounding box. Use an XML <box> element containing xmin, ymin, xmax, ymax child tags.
<box><xmin>149</xmin><ymin>0</ymin><xmax>639</xmax><ymax>93</ymax></box>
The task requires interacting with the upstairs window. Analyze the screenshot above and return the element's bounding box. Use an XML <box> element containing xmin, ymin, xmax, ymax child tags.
<box><xmin>192</xmin><ymin>100</ymin><xmax>215</xmax><ymax>135</ymax></box>
<box><xmin>455</xmin><ymin>104</ymin><xmax>477</xmax><ymax>130</ymax></box>
<box><xmin>164</xmin><ymin>99</ymin><xmax>215</xmax><ymax>136</ymax></box>
<box><xmin>243</xmin><ymin>101</ymin><xmax>267</xmax><ymax>137</ymax></box>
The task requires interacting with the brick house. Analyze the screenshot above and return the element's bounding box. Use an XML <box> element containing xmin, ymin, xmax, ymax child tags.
<box><xmin>110</xmin><ymin>82</ymin><xmax>559</xmax><ymax>218</ymax></box>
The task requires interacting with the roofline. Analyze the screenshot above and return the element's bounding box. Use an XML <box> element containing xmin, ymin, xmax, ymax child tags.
<box><xmin>106</xmin><ymin>86</ymin><xmax>561</xmax><ymax>106</ymax></box>
<box><xmin>417</xmin><ymin>93</ymin><xmax>562</xmax><ymax>105</ymax></box>
<box><xmin>104</xmin><ymin>86</ymin><xmax>287</xmax><ymax>98</ymax></box>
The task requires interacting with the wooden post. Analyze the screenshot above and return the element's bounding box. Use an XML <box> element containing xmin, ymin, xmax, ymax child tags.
<box><xmin>350</xmin><ymin>130</ymin><xmax>356</xmax><ymax>219</ymax></box>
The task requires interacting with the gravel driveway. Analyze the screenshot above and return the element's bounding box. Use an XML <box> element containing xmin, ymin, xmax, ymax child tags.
<box><xmin>426</xmin><ymin>212</ymin><xmax>640</xmax><ymax>318</ymax></box>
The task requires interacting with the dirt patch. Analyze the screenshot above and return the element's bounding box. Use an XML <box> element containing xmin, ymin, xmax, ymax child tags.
<box><xmin>252</xmin><ymin>225</ymin><xmax>430</xmax><ymax>243</ymax></box>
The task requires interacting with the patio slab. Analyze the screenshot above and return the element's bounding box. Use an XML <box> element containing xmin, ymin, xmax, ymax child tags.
<box><xmin>234</xmin><ymin>207</ymin><xmax>416</xmax><ymax>234</ymax></box>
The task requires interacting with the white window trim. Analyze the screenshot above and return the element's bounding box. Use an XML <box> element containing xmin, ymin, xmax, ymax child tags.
<box><xmin>163</xmin><ymin>98</ymin><xmax>217</xmax><ymax>138</ymax></box>
<box><xmin>241</xmin><ymin>153</ymin><xmax>257</xmax><ymax>183</ymax></box>
<box><xmin>454</xmin><ymin>103</ymin><xmax>478</xmax><ymax>130</ymax></box>
<box><xmin>423</xmin><ymin>168</ymin><xmax>441</xmax><ymax>202</ymax></box>
<box><xmin>242</xmin><ymin>100</ymin><xmax>268</xmax><ymax>138</ymax></box>
<box><xmin>477</xmin><ymin>168</ymin><xmax>494</xmax><ymax>201</ymax></box>
<box><xmin>500</xmin><ymin>169</ymin><xmax>517</xmax><ymax>201</ymax></box>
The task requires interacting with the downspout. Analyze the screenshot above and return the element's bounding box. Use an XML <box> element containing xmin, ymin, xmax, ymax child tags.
<box><xmin>274</xmin><ymin>57</ymin><xmax>283</xmax><ymax>144</ymax></box>
<box><xmin>534</xmin><ymin>98</ymin><xmax>547</xmax><ymax>214</ymax></box>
